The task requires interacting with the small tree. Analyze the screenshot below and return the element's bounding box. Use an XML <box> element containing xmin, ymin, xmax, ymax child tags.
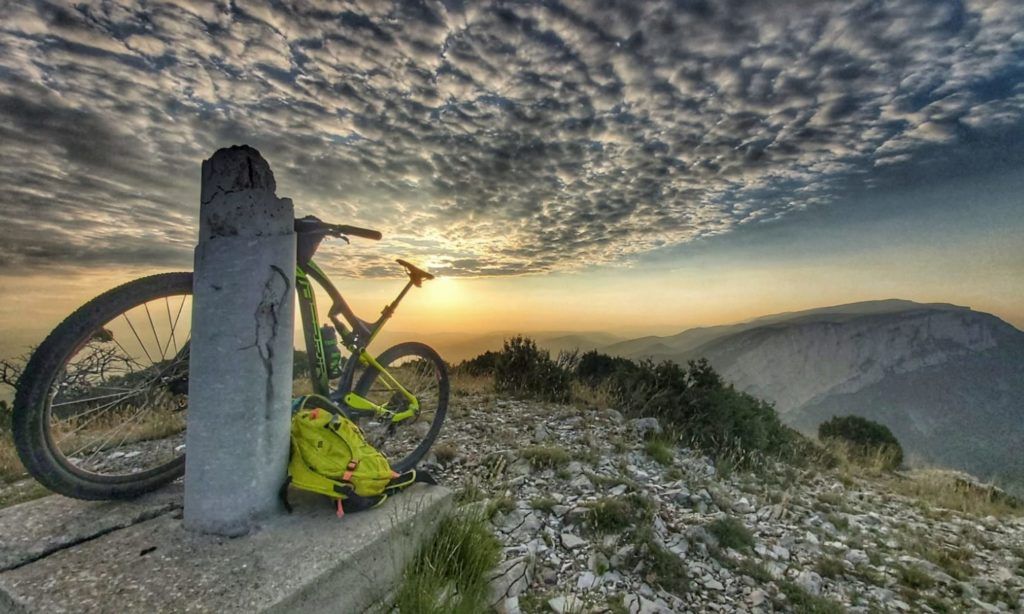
<box><xmin>819</xmin><ymin>415</ymin><xmax>903</xmax><ymax>470</ymax></box>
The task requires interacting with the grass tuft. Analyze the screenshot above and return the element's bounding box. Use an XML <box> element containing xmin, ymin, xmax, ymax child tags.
<box><xmin>521</xmin><ymin>445</ymin><xmax>570</xmax><ymax>469</ymax></box>
<box><xmin>777</xmin><ymin>580</ymin><xmax>845</xmax><ymax>614</ymax></box>
<box><xmin>707</xmin><ymin>516</ymin><xmax>754</xmax><ymax>551</ymax></box>
<box><xmin>644</xmin><ymin>438</ymin><xmax>673</xmax><ymax>466</ymax></box>
<box><xmin>530</xmin><ymin>496</ymin><xmax>557</xmax><ymax>514</ymax></box>
<box><xmin>395</xmin><ymin>510</ymin><xmax>502</xmax><ymax>613</ymax></box>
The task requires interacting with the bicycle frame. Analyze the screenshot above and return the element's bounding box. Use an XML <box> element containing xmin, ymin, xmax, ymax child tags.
<box><xmin>294</xmin><ymin>259</ymin><xmax>419</xmax><ymax>423</ymax></box>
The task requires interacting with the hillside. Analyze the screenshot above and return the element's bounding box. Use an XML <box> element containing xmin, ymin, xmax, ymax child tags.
<box><xmin>424</xmin><ymin>390</ymin><xmax>1024</xmax><ymax>613</ymax></box>
<box><xmin>602</xmin><ymin>301</ymin><xmax>1024</xmax><ymax>491</ymax></box>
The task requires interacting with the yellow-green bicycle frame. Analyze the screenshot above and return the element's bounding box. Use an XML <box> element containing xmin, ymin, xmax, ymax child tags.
<box><xmin>295</xmin><ymin>261</ymin><xmax>419</xmax><ymax>423</ymax></box>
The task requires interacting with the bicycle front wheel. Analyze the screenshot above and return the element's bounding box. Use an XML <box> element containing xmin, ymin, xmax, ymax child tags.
<box><xmin>350</xmin><ymin>342</ymin><xmax>449</xmax><ymax>473</ymax></box>
<box><xmin>13</xmin><ymin>273</ymin><xmax>193</xmax><ymax>500</ymax></box>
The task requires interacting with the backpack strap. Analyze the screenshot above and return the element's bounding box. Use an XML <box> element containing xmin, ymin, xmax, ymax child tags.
<box><xmin>279</xmin><ymin>475</ymin><xmax>293</xmax><ymax>514</ymax></box>
<box><xmin>383</xmin><ymin>469</ymin><xmax>437</xmax><ymax>496</ymax></box>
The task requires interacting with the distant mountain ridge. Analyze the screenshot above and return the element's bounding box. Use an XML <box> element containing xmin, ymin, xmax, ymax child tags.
<box><xmin>603</xmin><ymin>300</ymin><xmax>1024</xmax><ymax>491</ymax></box>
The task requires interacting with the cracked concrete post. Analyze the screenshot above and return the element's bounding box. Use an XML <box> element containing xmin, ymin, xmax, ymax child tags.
<box><xmin>184</xmin><ymin>145</ymin><xmax>295</xmax><ymax>536</ymax></box>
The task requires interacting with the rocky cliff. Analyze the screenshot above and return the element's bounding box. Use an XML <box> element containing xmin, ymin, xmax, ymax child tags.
<box><xmin>605</xmin><ymin>301</ymin><xmax>1024</xmax><ymax>490</ymax></box>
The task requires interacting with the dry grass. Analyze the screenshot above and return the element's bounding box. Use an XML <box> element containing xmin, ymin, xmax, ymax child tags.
<box><xmin>0</xmin><ymin>432</ymin><xmax>26</xmax><ymax>483</ymax></box>
<box><xmin>882</xmin><ymin>469</ymin><xmax>1022</xmax><ymax>518</ymax></box>
<box><xmin>570</xmin><ymin>379</ymin><xmax>616</xmax><ymax>410</ymax></box>
<box><xmin>449</xmin><ymin>372</ymin><xmax>494</xmax><ymax>397</ymax></box>
<box><xmin>52</xmin><ymin>407</ymin><xmax>184</xmax><ymax>460</ymax></box>
<box><xmin>825</xmin><ymin>438</ymin><xmax>903</xmax><ymax>478</ymax></box>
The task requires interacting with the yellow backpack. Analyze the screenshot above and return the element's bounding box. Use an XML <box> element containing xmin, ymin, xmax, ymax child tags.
<box><xmin>281</xmin><ymin>395</ymin><xmax>433</xmax><ymax>517</ymax></box>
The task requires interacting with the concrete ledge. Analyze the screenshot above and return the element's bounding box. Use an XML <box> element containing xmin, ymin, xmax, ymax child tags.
<box><xmin>0</xmin><ymin>484</ymin><xmax>451</xmax><ymax>613</ymax></box>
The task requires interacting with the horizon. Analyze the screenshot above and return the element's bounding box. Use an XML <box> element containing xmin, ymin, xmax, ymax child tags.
<box><xmin>2</xmin><ymin>1</ymin><xmax>1024</xmax><ymax>359</ymax></box>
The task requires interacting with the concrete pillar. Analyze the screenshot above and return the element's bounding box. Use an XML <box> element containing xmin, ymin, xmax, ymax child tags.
<box><xmin>184</xmin><ymin>145</ymin><xmax>295</xmax><ymax>536</ymax></box>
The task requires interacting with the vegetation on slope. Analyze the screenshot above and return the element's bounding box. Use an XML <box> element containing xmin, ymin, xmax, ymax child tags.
<box><xmin>818</xmin><ymin>415</ymin><xmax>903</xmax><ymax>470</ymax></box>
<box><xmin>457</xmin><ymin>342</ymin><xmax>827</xmax><ymax>471</ymax></box>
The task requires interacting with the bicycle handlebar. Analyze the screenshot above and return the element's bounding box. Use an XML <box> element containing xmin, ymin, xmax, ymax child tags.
<box><xmin>335</xmin><ymin>225</ymin><xmax>382</xmax><ymax>241</ymax></box>
<box><xmin>294</xmin><ymin>215</ymin><xmax>382</xmax><ymax>241</ymax></box>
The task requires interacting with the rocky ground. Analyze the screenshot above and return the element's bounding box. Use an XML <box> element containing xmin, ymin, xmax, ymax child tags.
<box><xmin>422</xmin><ymin>391</ymin><xmax>1024</xmax><ymax>613</ymax></box>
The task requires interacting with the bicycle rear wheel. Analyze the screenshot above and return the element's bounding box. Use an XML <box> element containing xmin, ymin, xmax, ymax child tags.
<box><xmin>13</xmin><ymin>273</ymin><xmax>193</xmax><ymax>499</ymax></box>
<box><xmin>350</xmin><ymin>342</ymin><xmax>448</xmax><ymax>473</ymax></box>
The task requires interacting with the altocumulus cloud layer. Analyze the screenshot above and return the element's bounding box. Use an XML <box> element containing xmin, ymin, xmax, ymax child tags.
<box><xmin>1</xmin><ymin>0</ymin><xmax>1023</xmax><ymax>277</ymax></box>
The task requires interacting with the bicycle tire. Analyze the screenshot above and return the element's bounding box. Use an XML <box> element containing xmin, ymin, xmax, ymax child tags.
<box><xmin>13</xmin><ymin>272</ymin><xmax>193</xmax><ymax>500</ymax></box>
<box><xmin>350</xmin><ymin>342</ymin><xmax>449</xmax><ymax>473</ymax></box>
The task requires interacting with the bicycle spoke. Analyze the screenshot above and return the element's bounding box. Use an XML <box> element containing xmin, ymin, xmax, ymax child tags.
<box><xmin>77</xmin><ymin>404</ymin><xmax>148</xmax><ymax>465</ymax></box>
<box><xmin>162</xmin><ymin>294</ymin><xmax>187</xmax><ymax>358</ymax></box>
<box><xmin>122</xmin><ymin>312</ymin><xmax>155</xmax><ymax>366</ymax></box>
<box><xmin>143</xmin><ymin>302</ymin><xmax>164</xmax><ymax>362</ymax></box>
<box><xmin>53</xmin><ymin>385</ymin><xmax>152</xmax><ymax>443</ymax></box>
<box><xmin>51</xmin><ymin>388</ymin><xmax>142</xmax><ymax>407</ymax></box>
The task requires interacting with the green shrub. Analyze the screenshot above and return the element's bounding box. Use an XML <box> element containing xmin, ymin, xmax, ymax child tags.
<box><xmin>819</xmin><ymin>415</ymin><xmax>903</xmax><ymax>469</ymax></box>
<box><xmin>585</xmin><ymin>493</ymin><xmax>647</xmax><ymax>532</ymax></box>
<box><xmin>455</xmin><ymin>350</ymin><xmax>500</xmax><ymax>376</ymax></box>
<box><xmin>395</xmin><ymin>511</ymin><xmax>501</xmax><ymax>613</ymax></box>
<box><xmin>601</xmin><ymin>356</ymin><xmax>820</xmax><ymax>469</ymax></box>
<box><xmin>644</xmin><ymin>438</ymin><xmax>673</xmax><ymax>465</ymax></box>
<box><xmin>707</xmin><ymin>517</ymin><xmax>754</xmax><ymax>551</ymax></box>
<box><xmin>494</xmin><ymin>336</ymin><xmax>571</xmax><ymax>402</ymax></box>
<box><xmin>459</xmin><ymin>344</ymin><xmax>831</xmax><ymax>470</ymax></box>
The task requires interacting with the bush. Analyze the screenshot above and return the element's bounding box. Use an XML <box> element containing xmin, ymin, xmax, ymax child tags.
<box><xmin>575</xmin><ymin>350</ymin><xmax>633</xmax><ymax>386</ymax></box>
<box><xmin>494</xmin><ymin>336</ymin><xmax>571</xmax><ymax>402</ymax></box>
<box><xmin>459</xmin><ymin>343</ymin><xmax>829</xmax><ymax>470</ymax></box>
<box><xmin>819</xmin><ymin>415</ymin><xmax>903</xmax><ymax>470</ymax></box>
<box><xmin>598</xmin><ymin>357</ymin><xmax>819</xmax><ymax>469</ymax></box>
<box><xmin>455</xmin><ymin>350</ymin><xmax>500</xmax><ymax>376</ymax></box>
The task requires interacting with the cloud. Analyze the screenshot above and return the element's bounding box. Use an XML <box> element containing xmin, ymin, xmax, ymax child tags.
<box><xmin>1</xmin><ymin>0</ymin><xmax>1023</xmax><ymax>277</ymax></box>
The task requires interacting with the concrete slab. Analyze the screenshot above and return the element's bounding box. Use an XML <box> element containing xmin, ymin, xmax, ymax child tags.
<box><xmin>0</xmin><ymin>484</ymin><xmax>183</xmax><ymax>572</ymax></box>
<box><xmin>0</xmin><ymin>484</ymin><xmax>451</xmax><ymax>613</ymax></box>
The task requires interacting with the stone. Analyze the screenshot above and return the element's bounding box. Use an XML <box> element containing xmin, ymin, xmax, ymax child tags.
<box><xmin>533</xmin><ymin>423</ymin><xmax>552</xmax><ymax>443</ymax></box>
<box><xmin>795</xmin><ymin>570</ymin><xmax>823</xmax><ymax>596</ymax></box>
<box><xmin>624</xmin><ymin>593</ymin><xmax>669</xmax><ymax>614</ymax></box>
<box><xmin>631</xmin><ymin>417</ymin><xmax>662</xmax><ymax>438</ymax></box>
<box><xmin>498</xmin><ymin>596</ymin><xmax>522</xmax><ymax>614</ymax></box>
<box><xmin>704</xmin><ymin>578</ymin><xmax>725</xmax><ymax>591</ymax></box>
<box><xmin>602</xmin><ymin>408</ymin><xmax>624</xmax><ymax>421</ymax></box>
<box><xmin>548</xmin><ymin>595</ymin><xmax>581</xmax><ymax>613</ymax></box>
<box><xmin>845</xmin><ymin>549</ymin><xmax>869</xmax><ymax>566</ymax></box>
<box><xmin>185</xmin><ymin>145</ymin><xmax>296</xmax><ymax>536</ymax></box>
<box><xmin>747</xmin><ymin>589</ymin><xmax>767</xmax><ymax>606</ymax></box>
<box><xmin>577</xmin><ymin>571</ymin><xmax>599</xmax><ymax>590</ymax></box>
<box><xmin>732</xmin><ymin>498</ymin><xmax>753</xmax><ymax>514</ymax></box>
<box><xmin>489</xmin><ymin>556</ymin><xmax>533</xmax><ymax>605</ymax></box>
<box><xmin>561</xmin><ymin>533</ymin><xmax>586</xmax><ymax>549</ymax></box>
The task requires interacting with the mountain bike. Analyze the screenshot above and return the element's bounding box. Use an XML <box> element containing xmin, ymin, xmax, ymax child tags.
<box><xmin>12</xmin><ymin>216</ymin><xmax>448</xmax><ymax>500</ymax></box>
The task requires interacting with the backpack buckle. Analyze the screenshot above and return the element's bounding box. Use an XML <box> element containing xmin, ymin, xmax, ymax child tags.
<box><xmin>342</xmin><ymin>460</ymin><xmax>358</xmax><ymax>482</ymax></box>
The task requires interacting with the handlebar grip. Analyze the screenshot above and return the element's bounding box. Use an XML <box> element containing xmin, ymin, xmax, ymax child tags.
<box><xmin>336</xmin><ymin>225</ymin><xmax>382</xmax><ymax>240</ymax></box>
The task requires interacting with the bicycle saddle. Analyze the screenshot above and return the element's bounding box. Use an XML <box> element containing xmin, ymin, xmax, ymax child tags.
<box><xmin>396</xmin><ymin>259</ymin><xmax>434</xmax><ymax>287</ymax></box>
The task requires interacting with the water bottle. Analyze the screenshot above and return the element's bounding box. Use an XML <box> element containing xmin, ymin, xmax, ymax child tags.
<box><xmin>320</xmin><ymin>325</ymin><xmax>343</xmax><ymax>379</ymax></box>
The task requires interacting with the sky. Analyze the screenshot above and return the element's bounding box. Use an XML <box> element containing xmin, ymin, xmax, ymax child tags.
<box><xmin>1</xmin><ymin>0</ymin><xmax>1023</xmax><ymax>360</ymax></box>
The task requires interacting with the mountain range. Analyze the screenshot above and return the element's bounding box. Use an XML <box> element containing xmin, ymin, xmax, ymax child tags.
<box><xmin>392</xmin><ymin>299</ymin><xmax>1024</xmax><ymax>491</ymax></box>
